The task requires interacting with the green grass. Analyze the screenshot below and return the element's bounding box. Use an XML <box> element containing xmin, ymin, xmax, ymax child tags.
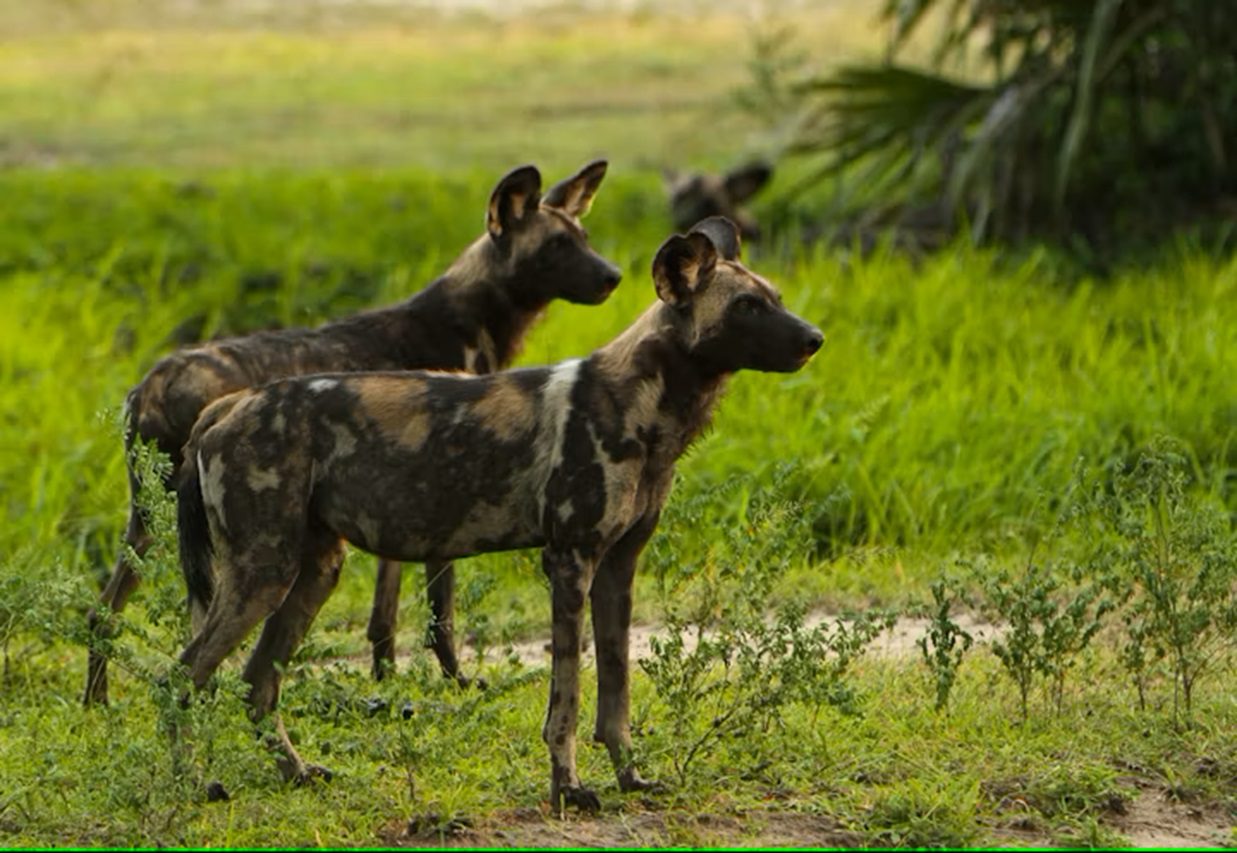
<box><xmin>2</xmin><ymin>628</ymin><xmax>1234</xmax><ymax>846</ymax></box>
<box><xmin>2</xmin><ymin>167</ymin><xmax>1233</xmax><ymax>847</ymax></box>
<box><xmin>1</xmin><ymin>4</ymin><xmax>1235</xmax><ymax>847</ymax></box>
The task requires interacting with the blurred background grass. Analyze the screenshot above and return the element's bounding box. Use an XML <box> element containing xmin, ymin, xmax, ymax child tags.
<box><xmin>0</xmin><ymin>0</ymin><xmax>887</xmax><ymax>171</ymax></box>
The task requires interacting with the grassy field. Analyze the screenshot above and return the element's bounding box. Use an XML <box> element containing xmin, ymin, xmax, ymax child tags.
<box><xmin>1</xmin><ymin>2</ymin><xmax>1235</xmax><ymax>848</ymax></box>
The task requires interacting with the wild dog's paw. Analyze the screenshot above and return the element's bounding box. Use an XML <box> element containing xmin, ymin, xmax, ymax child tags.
<box><xmin>452</xmin><ymin>673</ymin><xmax>488</xmax><ymax>691</ymax></box>
<box><xmin>617</xmin><ymin>766</ymin><xmax>663</xmax><ymax>794</ymax></box>
<box><xmin>371</xmin><ymin>641</ymin><xmax>396</xmax><ymax>681</ymax></box>
<box><xmin>559</xmin><ymin>784</ymin><xmax>601</xmax><ymax>815</ymax></box>
<box><xmin>550</xmin><ymin>776</ymin><xmax>601</xmax><ymax>816</ymax></box>
<box><xmin>294</xmin><ymin>764</ymin><xmax>334</xmax><ymax>786</ymax></box>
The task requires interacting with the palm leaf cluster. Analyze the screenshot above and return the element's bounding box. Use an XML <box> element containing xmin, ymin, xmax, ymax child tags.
<box><xmin>787</xmin><ymin>0</ymin><xmax>1237</xmax><ymax>248</ymax></box>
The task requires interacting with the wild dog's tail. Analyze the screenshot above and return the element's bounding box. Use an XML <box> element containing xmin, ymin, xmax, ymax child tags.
<box><xmin>177</xmin><ymin>454</ymin><xmax>214</xmax><ymax>613</ymax></box>
<box><xmin>175</xmin><ymin>391</ymin><xmax>249</xmax><ymax>617</ymax></box>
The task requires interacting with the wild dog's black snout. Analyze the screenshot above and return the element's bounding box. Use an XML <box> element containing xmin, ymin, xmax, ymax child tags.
<box><xmin>602</xmin><ymin>261</ymin><xmax>622</xmax><ymax>291</ymax></box>
<box><xmin>583</xmin><ymin>257</ymin><xmax>623</xmax><ymax>304</ymax></box>
<box><xmin>803</xmin><ymin>328</ymin><xmax>824</xmax><ymax>356</ymax></box>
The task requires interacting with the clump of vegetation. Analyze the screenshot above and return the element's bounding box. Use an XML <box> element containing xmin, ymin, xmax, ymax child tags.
<box><xmin>1083</xmin><ymin>438</ymin><xmax>1237</xmax><ymax>725</ymax></box>
<box><xmin>641</xmin><ymin>479</ymin><xmax>895</xmax><ymax>784</ymax></box>
<box><xmin>916</xmin><ymin>578</ymin><xmax>974</xmax><ymax>712</ymax></box>
<box><xmin>776</xmin><ymin>0</ymin><xmax>1237</xmax><ymax>252</ymax></box>
<box><xmin>967</xmin><ymin>438</ymin><xmax>1235</xmax><ymax>726</ymax></box>
<box><xmin>971</xmin><ymin>552</ymin><xmax>1111</xmax><ymax>722</ymax></box>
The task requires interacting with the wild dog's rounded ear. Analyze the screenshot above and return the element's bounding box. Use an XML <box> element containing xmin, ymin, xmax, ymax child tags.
<box><xmin>652</xmin><ymin>231</ymin><xmax>718</xmax><ymax>308</ymax></box>
<box><xmin>543</xmin><ymin>159</ymin><xmax>608</xmax><ymax>219</ymax></box>
<box><xmin>487</xmin><ymin>165</ymin><xmax>543</xmax><ymax>241</ymax></box>
<box><xmin>689</xmin><ymin>216</ymin><xmax>741</xmax><ymax>262</ymax></box>
<box><xmin>723</xmin><ymin>160</ymin><xmax>773</xmax><ymax>203</ymax></box>
<box><xmin>661</xmin><ymin>166</ymin><xmax>687</xmax><ymax>193</ymax></box>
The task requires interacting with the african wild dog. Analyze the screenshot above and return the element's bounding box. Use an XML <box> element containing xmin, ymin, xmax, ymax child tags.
<box><xmin>664</xmin><ymin>160</ymin><xmax>772</xmax><ymax>241</ymax></box>
<box><xmin>173</xmin><ymin>216</ymin><xmax>823</xmax><ymax>812</ymax></box>
<box><xmin>83</xmin><ymin>160</ymin><xmax>621</xmax><ymax>706</ymax></box>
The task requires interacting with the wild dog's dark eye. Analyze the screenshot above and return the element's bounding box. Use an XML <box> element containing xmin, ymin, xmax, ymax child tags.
<box><xmin>733</xmin><ymin>294</ymin><xmax>765</xmax><ymax>315</ymax></box>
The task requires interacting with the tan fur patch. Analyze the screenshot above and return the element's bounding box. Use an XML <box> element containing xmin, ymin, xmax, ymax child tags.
<box><xmin>441</xmin><ymin>502</ymin><xmax>517</xmax><ymax>556</ymax></box>
<box><xmin>690</xmin><ymin>271</ymin><xmax>732</xmax><ymax>342</ymax></box>
<box><xmin>247</xmin><ymin>465</ymin><xmax>282</xmax><ymax>492</ymax></box>
<box><xmin>203</xmin><ymin>389</ymin><xmax>251</xmax><ymax>423</ymax></box>
<box><xmin>509</xmin><ymin>190</ymin><xmax>531</xmax><ymax>222</ymax></box>
<box><xmin>464</xmin><ymin>329</ymin><xmax>497</xmax><ymax>374</ymax></box>
<box><xmin>472</xmin><ymin>377</ymin><xmax>537</xmax><ymax>441</ymax></box>
<box><xmin>199</xmin><ymin>451</ymin><xmax>230</xmax><ymax>534</ymax></box>
<box><xmin>690</xmin><ymin>261</ymin><xmax>782</xmax><ymax>344</ymax></box>
<box><xmin>445</xmin><ymin>235</ymin><xmax>493</xmax><ymax>283</ymax></box>
<box><xmin>356</xmin><ymin>376</ymin><xmax>431</xmax><ymax>451</ymax></box>
<box><xmin>327</xmin><ymin>422</ymin><xmax>359</xmax><ymax>463</ymax></box>
<box><xmin>543</xmin><ymin>205</ymin><xmax>585</xmax><ymax>236</ymax></box>
<box><xmin>593</xmin><ymin>304</ymin><xmax>665</xmax><ymax>382</ymax></box>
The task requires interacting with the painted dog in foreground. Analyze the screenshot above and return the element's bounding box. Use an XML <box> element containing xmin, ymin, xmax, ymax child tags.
<box><xmin>85</xmin><ymin>160</ymin><xmax>620</xmax><ymax>706</ymax></box>
<box><xmin>175</xmin><ymin>216</ymin><xmax>823</xmax><ymax>812</ymax></box>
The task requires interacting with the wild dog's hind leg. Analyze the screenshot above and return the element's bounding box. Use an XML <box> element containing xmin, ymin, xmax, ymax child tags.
<box><xmin>542</xmin><ymin>547</ymin><xmax>600</xmax><ymax>816</ymax></box>
<box><xmin>367</xmin><ymin>558</ymin><xmax>402</xmax><ymax>680</ymax></box>
<box><xmin>173</xmin><ymin>554</ymin><xmax>299</xmax><ymax>803</ymax></box>
<box><xmin>591</xmin><ymin>514</ymin><xmax>660</xmax><ymax>793</ymax></box>
<box><xmin>243</xmin><ymin>527</ymin><xmax>346</xmax><ymax>785</ymax></box>
<box><xmin>84</xmin><ymin>472</ymin><xmax>154</xmax><ymax>707</ymax></box>
<box><xmin>177</xmin><ymin>564</ymin><xmax>297</xmax><ymax>694</ymax></box>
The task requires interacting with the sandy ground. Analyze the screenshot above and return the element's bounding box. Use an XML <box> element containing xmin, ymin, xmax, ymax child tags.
<box><xmin>483</xmin><ymin>609</ymin><xmax>1003</xmax><ymax>670</ymax></box>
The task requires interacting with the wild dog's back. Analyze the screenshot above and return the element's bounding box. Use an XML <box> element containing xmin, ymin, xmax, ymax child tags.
<box><xmin>189</xmin><ymin>366</ymin><xmax>583</xmax><ymax>567</ymax></box>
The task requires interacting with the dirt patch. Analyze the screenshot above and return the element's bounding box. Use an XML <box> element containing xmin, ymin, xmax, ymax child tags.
<box><xmin>379</xmin><ymin>783</ymin><xmax>1233</xmax><ymax>848</ymax></box>
<box><xmin>1113</xmin><ymin>785</ymin><xmax>1234</xmax><ymax>848</ymax></box>
<box><xmin>384</xmin><ymin>806</ymin><xmax>861</xmax><ymax>849</ymax></box>
<box><xmin>487</xmin><ymin>610</ymin><xmax>1002</xmax><ymax>670</ymax></box>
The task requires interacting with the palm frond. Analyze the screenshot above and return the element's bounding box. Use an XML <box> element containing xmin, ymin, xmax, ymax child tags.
<box><xmin>769</xmin><ymin>0</ymin><xmax>1237</xmax><ymax>248</ymax></box>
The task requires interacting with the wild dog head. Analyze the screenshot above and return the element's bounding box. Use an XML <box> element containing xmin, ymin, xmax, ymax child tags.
<box><xmin>663</xmin><ymin>161</ymin><xmax>772</xmax><ymax>242</ymax></box>
<box><xmin>486</xmin><ymin>160</ymin><xmax>622</xmax><ymax>305</ymax></box>
<box><xmin>653</xmin><ymin>216</ymin><xmax>822</xmax><ymax>374</ymax></box>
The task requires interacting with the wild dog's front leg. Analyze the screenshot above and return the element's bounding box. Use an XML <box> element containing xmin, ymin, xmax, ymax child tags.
<box><xmin>367</xmin><ymin>557</ymin><xmax>403</xmax><ymax>680</ymax></box>
<box><xmin>542</xmin><ymin>547</ymin><xmax>600</xmax><ymax>816</ymax></box>
<box><xmin>591</xmin><ymin>514</ymin><xmax>660</xmax><ymax>793</ymax></box>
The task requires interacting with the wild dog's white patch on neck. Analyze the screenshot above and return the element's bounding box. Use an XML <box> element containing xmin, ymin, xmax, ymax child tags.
<box><xmin>523</xmin><ymin>358</ymin><xmax>582</xmax><ymax>533</ymax></box>
<box><xmin>538</xmin><ymin>358</ymin><xmax>581</xmax><ymax>470</ymax></box>
<box><xmin>308</xmin><ymin>378</ymin><xmax>338</xmax><ymax>393</ymax></box>
<box><xmin>544</xmin><ymin>358</ymin><xmax>580</xmax><ymax>423</ymax></box>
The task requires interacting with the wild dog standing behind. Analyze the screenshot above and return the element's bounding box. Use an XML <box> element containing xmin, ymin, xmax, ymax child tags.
<box><xmin>84</xmin><ymin>160</ymin><xmax>621</xmax><ymax>706</ymax></box>
<box><xmin>175</xmin><ymin>216</ymin><xmax>823</xmax><ymax>811</ymax></box>
<box><xmin>664</xmin><ymin>160</ymin><xmax>772</xmax><ymax>241</ymax></box>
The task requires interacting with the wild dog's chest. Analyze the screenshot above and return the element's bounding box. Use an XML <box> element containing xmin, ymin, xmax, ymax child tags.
<box><xmin>540</xmin><ymin>410</ymin><xmax>676</xmax><ymax>554</ymax></box>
